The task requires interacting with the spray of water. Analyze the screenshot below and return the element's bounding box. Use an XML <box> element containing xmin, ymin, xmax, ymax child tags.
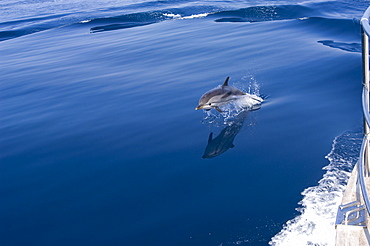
<box><xmin>269</xmin><ymin>130</ymin><xmax>362</xmax><ymax>246</ymax></box>
<box><xmin>201</xmin><ymin>75</ymin><xmax>263</xmax><ymax>128</ymax></box>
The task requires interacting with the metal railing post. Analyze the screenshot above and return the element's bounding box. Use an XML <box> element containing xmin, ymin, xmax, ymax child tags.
<box><xmin>362</xmin><ymin>25</ymin><xmax>370</xmax><ymax>138</ymax></box>
<box><xmin>362</xmin><ymin>27</ymin><xmax>370</xmax><ymax>176</ymax></box>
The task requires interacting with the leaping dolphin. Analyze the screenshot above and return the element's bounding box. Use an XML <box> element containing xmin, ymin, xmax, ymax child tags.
<box><xmin>195</xmin><ymin>77</ymin><xmax>263</xmax><ymax>113</ymax></box>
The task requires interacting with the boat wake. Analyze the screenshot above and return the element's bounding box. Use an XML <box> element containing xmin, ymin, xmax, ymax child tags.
<box><xmin>269</xmin><ymin>130</ymin><xmax>362</xmax><ymax>246</ymax></box>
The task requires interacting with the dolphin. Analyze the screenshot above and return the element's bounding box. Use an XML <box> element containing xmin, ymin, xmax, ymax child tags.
<box><xmin>195</xmin><ymin>77</ymin><xmax>263</xmax><ymax>113</ymax></box>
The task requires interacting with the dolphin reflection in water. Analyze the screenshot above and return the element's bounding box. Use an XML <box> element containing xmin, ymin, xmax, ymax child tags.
<box><xmin>202</xmin><ymin>110</ymin><xmax>253</xmax><ymax>159</ymax></box>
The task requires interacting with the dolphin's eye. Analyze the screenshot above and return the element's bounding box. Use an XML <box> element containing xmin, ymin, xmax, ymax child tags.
<box><xmin>208</xmin><ymin>103</ymin><xmax>212</xmax><ymax>105</ymax></box>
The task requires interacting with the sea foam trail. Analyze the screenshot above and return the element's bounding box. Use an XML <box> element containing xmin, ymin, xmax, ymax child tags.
<box><xmin>269</xmin><ymin>130</ymin><xmax>362</xmax><ymax>246</ymax></box>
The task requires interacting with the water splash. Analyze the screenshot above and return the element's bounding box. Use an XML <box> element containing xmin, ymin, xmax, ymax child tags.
<box><xmin>241</xmin><ymin>74</ymin><xmax>261</xmax><ymax>95</ymax></box>
<box><xmin>201</xmin><ymin>76</ymin><xmax>262</xmax><ymax>128</ymax></box>
<box><xmin>269</xmin><ymin>130</ymin><xmax>362</xmax><ymax>246</ymax></box>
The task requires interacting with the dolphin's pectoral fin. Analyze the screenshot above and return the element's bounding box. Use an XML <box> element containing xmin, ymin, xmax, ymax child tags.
<box><xmin>214</xmin><ymin>106</ymin><xmax>223</xmax><ymax>113</ymax></box>
<box><xmin>208</xmin><ymin>133</ymin><xmax>213</xmax><ymax>143</ymax></box>
<box><xmin>221</xmin><ymin>91</ymin><xmax>232</xmax><ymax>99</ymax></box>
<box><xmin>222</xmin><ymin>77</ymin><xmax>230</xmax><ymax>87</ymax></box>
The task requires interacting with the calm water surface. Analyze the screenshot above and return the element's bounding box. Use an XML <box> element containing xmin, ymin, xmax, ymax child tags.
<box><xmin>1</xmin><ymin>0</ymin><xmax>368</xmax><ymax>245</ymax></box>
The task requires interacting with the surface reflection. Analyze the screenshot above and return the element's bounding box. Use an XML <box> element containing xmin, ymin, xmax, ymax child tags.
<box><xmin>202</xmin><ymin>110</ymin><xmax>251</xmax><ymax>159</ymax></box>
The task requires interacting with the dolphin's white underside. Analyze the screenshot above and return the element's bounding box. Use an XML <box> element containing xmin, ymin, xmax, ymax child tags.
<box><xmin>235</xmin><ymin>94</ymin><xmax>263</xmax><ymax>108</ymax></box>
<box><xmin>210</xmin><ymin>93</ymin><xmax>263</xmax><ymax>109</ymax></box>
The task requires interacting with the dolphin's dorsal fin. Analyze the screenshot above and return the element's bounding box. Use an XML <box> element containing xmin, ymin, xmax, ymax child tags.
<box><xmin>222</xmin><ymin>77</ymin><xmax>230</xmax><ymax>87</ymax></box>
<box><xmin>208</xmin><ymin>133</ymin><xmax>213</xmax><ymax>143</ymax></box>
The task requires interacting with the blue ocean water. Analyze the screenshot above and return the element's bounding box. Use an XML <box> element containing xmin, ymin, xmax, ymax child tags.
<box><xmin>1</xmin><ymin>0</ymin><xmax>369</xmax><ymax>245</ymax></box>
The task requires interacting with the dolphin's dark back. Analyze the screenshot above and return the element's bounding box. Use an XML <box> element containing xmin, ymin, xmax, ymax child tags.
<box><xmin>199</xmin><ymin>87</ymin><xmax>224</xmax><ymax>104</ymax></box>
<box><xmin>199</xmin><ymin>85</ymin><xmax>245</xmax><ymax>105</ymax></box>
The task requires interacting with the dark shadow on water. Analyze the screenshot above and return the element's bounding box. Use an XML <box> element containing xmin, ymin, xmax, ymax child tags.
<box><xmin>88</xmin><ymin>11</ymin><xmax>166</xmax><ymax>33</ymax></box>
<box><xmin>318</xmin><ymin>40</ymin><xmax>361</xmax><ymax>53</ymax></box>
<box><xmin>90</xmin><ymin>21</ymin><xmax>155</xmax><ymax>33</ymax></box>
<box><xmin>211</xmin><ymin>4</ymin><xmax>313</xmax><ymax>23</ymax></box>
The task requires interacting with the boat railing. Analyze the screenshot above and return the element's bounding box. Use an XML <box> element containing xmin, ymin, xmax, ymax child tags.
<box><xmin>335</xmin><ymin>6</ymin><xmax>370</xmax><ymax>228</ymax></box>
<box><xmin>360</xmin><ymin>6</ymin><xmax>370</xmax><ymax>218</ymax></box>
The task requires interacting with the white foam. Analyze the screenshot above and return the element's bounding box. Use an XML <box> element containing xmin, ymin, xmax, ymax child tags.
<box><xmin>180</xmin><ymin>13</ymin><xmax>210</xmax><ymax>19</ymax></box>
<box><xmin>269</xmin><ymin>131</ymin><xmax>362</xmax><ymax>246</ymax></box>
<box><xmin>163</xmin><ymin>13</ymin><xmax>182</xmax><ymax>18</ymax></box>
<box><xmin>163</xmin><ymin>12</ymin><xmax>210</xmax><ymax>20</ymax></box>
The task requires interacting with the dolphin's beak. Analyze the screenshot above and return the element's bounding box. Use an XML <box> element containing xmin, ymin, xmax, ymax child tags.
<box><xmin>195</xmin><ymin>105</ymin><xmax>203</xmax><ymax>110</ymax></box>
